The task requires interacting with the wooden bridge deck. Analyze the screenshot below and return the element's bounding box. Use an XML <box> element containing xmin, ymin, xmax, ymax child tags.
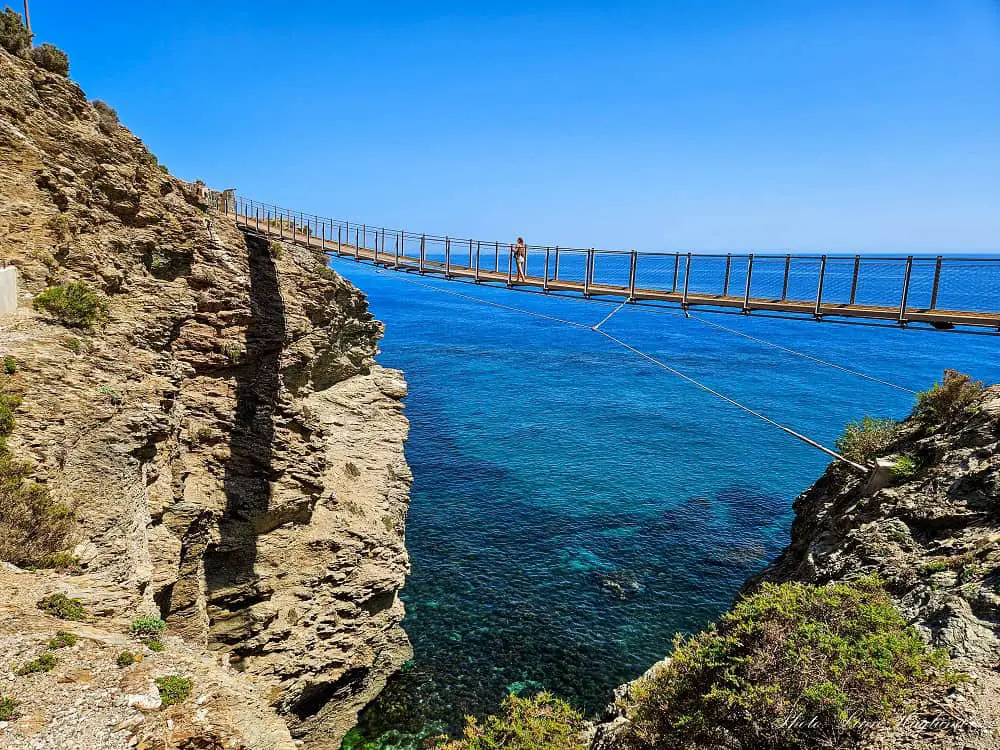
<box><xmin>233</xmin><ymin>212</ymin><xmax>1000</xmax><ymax>331</ymax></box>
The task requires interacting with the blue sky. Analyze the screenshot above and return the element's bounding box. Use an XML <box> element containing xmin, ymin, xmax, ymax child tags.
<box><xmin>30</xmin><ymin>1</ymin><xmax>1000</xmax><ymax>253</ymax></box>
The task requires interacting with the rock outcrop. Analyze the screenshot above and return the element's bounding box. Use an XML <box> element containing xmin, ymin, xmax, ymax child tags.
<box><xmin>595</xmin><ymin>385</ymin><xmax>1000</xmax><ymax>749</ymax></box>
<box><xmin>1</xmin><ymin>43</ymin><xmax>410</xmax><ymax>748</ymax></box>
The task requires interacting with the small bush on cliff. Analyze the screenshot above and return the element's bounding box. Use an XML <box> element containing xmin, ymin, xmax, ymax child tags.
<box><xmin>3</xmin><ymin>356</ymin><xmax>16</xmax><ymax>374</ymax></box>
<box><xmin>913</xmin><ymin>370</ymin><xmax>984</xmax><ymax>426</ymax></box>
<box><xmin>91</xmin><ymin>99</ymin><xmax>119</xmax><ymax>134</ymax></box>
<box><xmin>0</xmin><ymin>7</ymin><xmax>31</xmax><ymax>55</ymax></box>
<box><xmin>623</xmin><ymin>576</ymin><xmax>952</xmax><ymax>750</ymax></box>
<box><xmin>34</xmin><ymin>282</ymin><xmax>108</xmax><ymax>330</ymax></box>
<box><xmin>37</xmin><ymin>593</ymin><xmax>85</xmax><ymax>621</ymax></box>
<box><xmin>0</xmin><ymin>385</ymin><xmax>76</xmax><ymax>568</ymax></box>
<box><xmin>131</xmin><ymin>616</ymin><xmax>166</xmax><ymax>639</ymax></box>
<box><xmin>47</xmin><ymin>631</ymin><xmax>77</xmax><ymax>649</ymax></box>
<box><xmin>835</xmin><ymin>416</ymin><xmax>899</xmax><ymax>463</ymax></box>
<box><xmin>30</xmin><ymin>43</ymin><xmax>69</xmax><ymax>76</ymax></box>
<box><xmin>437</xmin><ymin>692</ymin><xmax>587</xmax><ymax>750</ymax></box>
<box><xmin>17</xmin><ymin>651</ymin><xmax>57</xmax><ymax>675</ymax></box>
<box><xmin>156</xmin><ymin>675</ymin><xmax>193</xmax><ymax>707</ymax></box>
<box><xmin>0</xmin><ymin>694</ymin><xmax>19</xmax><ymax>721</ymax></box>
<box><xmin>116</xmin><ymin>650</ymin><xmax>137</xmax><ymax>668</ymax></box>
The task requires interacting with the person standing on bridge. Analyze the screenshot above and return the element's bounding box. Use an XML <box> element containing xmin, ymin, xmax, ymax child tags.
<box><xmin>512</xmin><ymin>237</ymin><xmax>527</xmax><ymax>282</ymax></box>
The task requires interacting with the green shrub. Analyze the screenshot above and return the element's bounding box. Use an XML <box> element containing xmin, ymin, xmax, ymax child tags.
<box><xmin>156</xmin><ymin>675</ymin><xmax>193</xmax><ymax>707</ymax></box>
<box><xmin>91</xmin><ymin>99</ymin><xmax>119</xmax><ymax>134</ymax></box>
<box><xmin>116</xmin><ymin>651</ymin><xmax>137</xmax><ymax>668</ymax></box>
<box><xmin>913</xmin><ymin>370</ymin><xmax>984</xmax><ymax>425</ymax></box>
<box><xmin>36</xmin><ymin>551</ymin><xmax>79</xmax><ymax>570</ymax></box>
<box><xmin>269</xmin><ymin>241</ymin><xmax>283</xmax><ymax>259</ymax></box>
<box><xmin>34</xmin><ymin>282</ymin><xmax>108</xmax><ymax>330</ymax></box>
<box><xmin>438</xmin><ymin>693</ymin><xmax>587</xmax><ymax>750</ymax></box>
<box><xmin>834</xmin><ymin>416</ymin><xmax>899</xmax><ymax>463</ymax></box>
<box><xmin>131</xmin><ymin>616</ymin><xmax>166</xmax><ymax>638</ymax></box>
<box><xmin>146</xmin><ymin>638</ymin><xmax>165</xmax><ymax>653</ymax></box>
<box><xmin>47</xmin><ymin>631</ymin><xmax>77</xmax><ymax>649</ymax></box>
<box><xmin>3</xmin><ymin>356</ymin><xmax>16</xmax><ymax>374</ymax></box>
<box><xmin>890</xmin><ymin>454</ymin><xmax>918</xmax><ymax>480</ymax></box>
<box><xmin>0</xmin><ymin>694</ymin><xmax>19</xmax><ymax>721</ymax></box>
<box><xmin>48</xmin><ymin>212</ymin><xmax>72</xmax><ymax>242</ymax></box>
<box><xmin>30</xmin><ymin>43</ymin><xmax>69</xmax><ymax>76</ymax></box>
<box><xmin>1</xmin><ymin>450</ymin><xmax>76</xmax><ymax>568</ymax></box>
<box><xmin>60</xmin><ymin>336</ymin><xmax>81</xmax><ymax>354</ymax></box>
<box><xmin>0</xmin><ymin>7</ymin><xmax>30</xmax><ymax>55</ymax></box>
<box><xmin>99</xmin><ymin>385</ymin><xmax>123</xmax><ymax>405</ymax></box>
<box><xmin>17</xmin><ymin>651</ymin><xmax>57</xmax><ymax>675</ymax></box>
<box><xmin>221</xmin><ymin>341</ymin><xmax>242</xmax><ymax>363</ymax></box>
<box><xmin>37</xmin><ymin>593</ymin><xmax>85</xmax><ymax>621</ymax></box>
<box><xmin>0</xmin><ymin>389</ymin><xmax>18</xmax><ymax>437</ymax></box>
<box><xmin>623</xmin><ymin>577</ymin><xmax>952</xmax><ymax>750</ymax></box>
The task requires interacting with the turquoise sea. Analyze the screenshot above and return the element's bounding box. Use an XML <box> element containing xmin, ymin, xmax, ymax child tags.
<box><xmin>328</xmin><ymin>254</ymin><xmax>999</xmax><ymax>746</ymax></box>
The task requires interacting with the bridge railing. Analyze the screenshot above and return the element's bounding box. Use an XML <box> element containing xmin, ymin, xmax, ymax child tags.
<box><xmin>220</xmin><ymin>195</ymin><xmax>1000</xmax><ymax>319</ymax></box>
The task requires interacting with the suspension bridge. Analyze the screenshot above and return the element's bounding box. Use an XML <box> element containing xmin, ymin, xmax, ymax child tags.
<box><xmin>215</xmin><ymin>194</ymin><xmax>996</xmax><ymax>474</ymax></box>
<box><xmin>220</xmin><ymin>196</ymin><xmax>1000</xmax><ymax>332</ymax></box>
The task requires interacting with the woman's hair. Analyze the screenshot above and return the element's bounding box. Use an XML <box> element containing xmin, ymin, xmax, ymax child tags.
<box><xmin>517</xmin><ymin>237</ymin><xmax>525</xmax><ymax>245</ymax></box>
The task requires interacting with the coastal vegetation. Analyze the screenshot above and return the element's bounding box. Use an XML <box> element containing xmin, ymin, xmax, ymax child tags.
<box><xmin>33</xmin><ymin>281</ymin><xmax>108</xmax><ymax>330</ymax></box>
<box><xmin>912</xmin><ymin>369</ymin><xmax>984</xmax><ymax>426</ymax></box>
<box><xmin>620</xmin><ymin>576</ymin><xmax>953</xmax><ymax>750</ymax></box>
<box><xmin>437</xmin><ymin>693</ymin><xmax>587</xmax><ymax>750</ymax></box>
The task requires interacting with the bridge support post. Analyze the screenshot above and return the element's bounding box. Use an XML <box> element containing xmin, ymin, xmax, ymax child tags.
<box><xmin>722</xmin><ymin>254</ymin><xmax>731</xmax><ymax>297</ymax></box>
<box><xmin>445</xmin><ymin>236</ymin><xmax>451</xmax><ymax>277</ymax></box>
<box><xmin>898</xmin><ymin>256</ymin><xmax>913</xmax><ymax>325</ymax></box>
<box><xmin>420</xmin><ymin>235</ymin><xmax>426</xmax><ymax>273</ymax></box>
<box><xmin>468</xmin><ymin>239</ymin><xmax>474</xmax><ymax>269</ymax></box>
<box><xmin>382</xmin><ymin>229</ymin><xmax>387</xmax><ymax>265</ymax></box>
<box><xmin>321</xmin><ymin>223</ymin><xmax>326</xmax><ymax>251</ymax></box>
<box><xmin>814</xmin><ymin>255</ymin><xmax>827</xmax><ymax>319</ymax></box>
<box><xmin>255</xmin><ymin>205</ymin><xmax>260</xmax><ymax>232</ymax></box>
<box><xmin>628</xmin><ymin>250</ymin><xmax>637</xmax><ymax>302</ymax></box>
<box><xmin>850</xmin><ymin>255</ymin><xmax>860</xmax><ymax>304</ymax></box>
<box><xmin>682</xmin><ymin>252</ymin><xmax>692</xmax><ymax>308</ymax></box>
<box><xmin>475</xmin><ymin>241</ymin><xmax>481</xmax><ymax>282</ymax></box>
<box><xmin>672</xmin><ymin>253</ymin><xmax>680</xmax><ymax>293</ymax></box>
<box><xmin>781</xmin><ymin>254</ymin><xmax>790</xmax><ymax>301</ymax></box>
<box><xmin>743</xmin><ymin>254</ymin><xmax>755</xmax><ymax>314</ymax></box>
<box><xmin>494</xmin><ymin>242</ymin><xmax>500</xmax><ymax>273</ymax></box>
<box><xmin>584</xmin><ymin>249</ymin><xmax>594</xmax><ymax>297</ymax></box>
<box><xmin>337</xmin><ymin>225</ymin><xmax>342</xmax><ymax>255</ymax></box>
<box><xmin>543</xmin><ymin>248</ymin><xmax>551</xmax><ymax>293</ymax></box>
<box><xmin>929</xmin><ymin>256</ymin><xmax>942</xmax><ymax>310</ymax></box>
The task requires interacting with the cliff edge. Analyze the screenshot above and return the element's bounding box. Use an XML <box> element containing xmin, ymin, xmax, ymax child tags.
<box><xmin>0</xmin><ymin>38</ymin><xmax>410</xmax><ymax>749</ymax></box>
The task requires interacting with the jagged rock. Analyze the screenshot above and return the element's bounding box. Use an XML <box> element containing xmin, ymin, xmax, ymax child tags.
<box><xmin>0</xmin><ymin>44</ymin><xmax>410</xmax><ymax>748</ymax></box>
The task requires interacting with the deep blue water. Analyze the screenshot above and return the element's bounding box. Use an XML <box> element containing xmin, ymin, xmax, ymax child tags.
<box><xmin>330</xmin><ymin>255</ymin><xmax>999</xmax><ymax>746</ymax></box>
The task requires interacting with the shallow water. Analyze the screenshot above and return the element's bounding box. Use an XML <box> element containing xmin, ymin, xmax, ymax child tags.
<box><xmin>328</xmin><ymin>256</ymin><xmax>999</xmax><ymax>746</ymax></box>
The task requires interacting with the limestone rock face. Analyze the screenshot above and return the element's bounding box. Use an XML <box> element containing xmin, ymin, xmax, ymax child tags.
<box><xmin>0</xmin><ymin>46</ymin><xmax>410</xmax><ymax>747</ymax></box>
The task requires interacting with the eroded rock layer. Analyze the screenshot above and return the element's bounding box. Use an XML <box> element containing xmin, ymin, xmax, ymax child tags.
<box><xmin>1</xmin><ymin>45</ymin><xmax>410</xmax><ymax>748</ymax></box>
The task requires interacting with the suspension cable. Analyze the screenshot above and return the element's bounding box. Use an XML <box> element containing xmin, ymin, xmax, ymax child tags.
<box><xmin>355</xmin><ymin>262</ymin><xmax>870</xmax><ymax>473</ymax></box>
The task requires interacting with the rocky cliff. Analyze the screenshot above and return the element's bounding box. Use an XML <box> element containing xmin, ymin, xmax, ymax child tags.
<box><xmin>0</xmin><ymin>42</ymin><xmax>410</xmax><ymax>748</ymax></box>
<box><xmin>595</xmin><ymin>383</ymin><xmax>1000</xmax><ymax>750</ymax></box>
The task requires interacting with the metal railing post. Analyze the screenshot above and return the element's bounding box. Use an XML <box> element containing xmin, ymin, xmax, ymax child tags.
<box><xmin>396</xmin><ymin>232</ymin><xmax>402</xmax><ymax>269</ymax></box>
<box><xmin>321</xmin><ymin>222</ymin><xmax>326</xmax><ymax>251</ymax></box>
<box><xmin>554</xmin><ymin>247</ymin><xmax>560</xmax><ymax>280</ymax></box>
<box><xmin>468</xmin><ymin>239</ymin><xmax>473</xmax><ymax>269</ymax></box>
<box><xmin>255</xmin><ymin>205</ymin><xmax>260</xmax><ymax>232</ymax></box>
<box><xmin>543</xmin><ymin>248</ymin><xmax>550</xmax><ymax>292</ymax></box>
<box><xmin>672</xmin><ymin>253</ymin><xmax>680</xmax><ymax>293</ymax></box>
<box><xmin>381</xmin><ymin>229</ymin><xmax>386</xmax><ymax>264</ymax></box>
<box><xmin>898</xmin><ymin>256</ymin><xmax>913</xmax><ymax>324</ymax></box>
<box><xmin>628</xmin><ymin>250</ymin><xmax>637</xmax><ymax>301</ymax></box>
<box><xmin>722</xmin><ymin>253</ymin><xmax>732</xmax><ymax>297</ymax></box>
<box><xmin>781</xmin><ymin>254</ymin><xmax>790</xmax><ymax>301</ymax></box>
<box><xmin>355</xmin><ymin>227</ymin><xmax>360</xmax><ymax>260</ymax></box>
<box><xmin>292</xmin><ymin>214</ymin><xmax>296</xmax><ymax>243</ymax></box>
<box><xmin>584</xmin><ymin>249</ymin><xmax>594</xmax><ymax>297</ymax></box>
<box><xmin>494</xmin><ymin>242</ymin><xmax>500</xmax><ymax>273</ymax></box>
<box><xmin>743</xmin><ymin>254</ymin><xmax>755</xmax><ymax>313</ymax></box>
<box><xmin>475</xmin><ymin>241</ymin><xmax>481</xmax><ymax>282</ymax></box>
<box><xmin>280</xmin><ymin>212</ymin><xmax>285</xmax><ymax>239</ymax></box>
<box><xmin>420</xmin><ymin>234</ymin><xmax>426</xmax><ymax>273</ymax></box>
<box><xmin>814</xmin><ymin>255</ymin><xmax>827</xmax><ymax>318</ymax></box>
<box><xmin>337</xmin><ymin>224</ymin><xmax>342</xmax><ymax>255</ymax></box>
<box><xmin>374</xmin><ymin>229</ymin><xmax>379</xmax><ymax>264</ymax></box>
<box><xmin>850</xmin><ymin>255</ymin><xmax>861</xmax><ymax>304</ymax></box>
<box><xmin>507</xmin><ymin>244</ymin><xmax>514</xmax><ymax>286</ymax></box>
<box><xmin>929</xmin><ymin>256</ymin><xmax>943</xmax><ymax>310</ymax></box>
<box><xmin>445</xmin><ymin>236</ymin><xmax>451</xmax><ymax>276</ymax></box>
<box><xmin>682</xmin><ymin>253</ymin><xmax>692</xmax><ymax>307</ymax></box>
